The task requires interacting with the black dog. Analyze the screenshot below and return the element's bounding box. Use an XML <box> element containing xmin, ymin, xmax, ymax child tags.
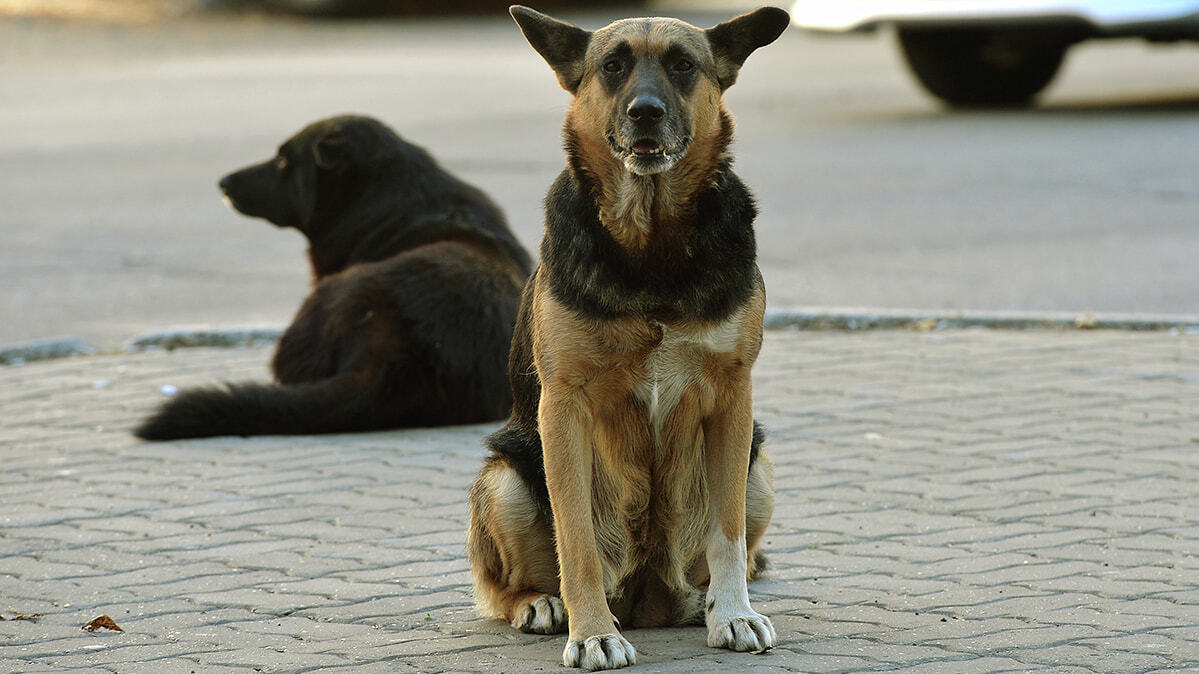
<box><xmin>136</xmin><ymin>115</ymin><xmax>532</xmax><ymax>440</ymax></box>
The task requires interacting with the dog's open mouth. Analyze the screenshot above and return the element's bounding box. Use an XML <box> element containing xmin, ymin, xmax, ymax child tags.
<box><xmin>631</xmin><ymin>139</ymin><xmax>664</xmax><ymax>156</ymax></box>
<box><xmin>609</xmin><ymin>136</ymin><xmax>686</xmax><ymax>174</ymax></box>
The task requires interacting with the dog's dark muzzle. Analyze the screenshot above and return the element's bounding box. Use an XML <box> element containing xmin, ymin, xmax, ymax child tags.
<box><xmin>610</xmin><ymin>86</ymin><xmax>687</xmax><ymax>171</ymax></box>
<box><xmin>218</xmin><ymin>161</ymin><xmax>295</xmax><ymax>229</ymax></box>
<box><xmin>626</xmin><ymin>95</ymin><xmax>666</xmax><ymax>124</ymax></box>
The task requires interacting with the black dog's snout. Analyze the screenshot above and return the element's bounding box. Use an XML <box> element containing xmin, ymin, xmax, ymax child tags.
<box><xmin>218</xmin><ymin>175</ymin><xmax>233</xmax><ymax>194</ymax></box>
<box><xmin>626</xmin><ymin>96</ymin><xmax>665</xmax><ymax>122</ymax></box>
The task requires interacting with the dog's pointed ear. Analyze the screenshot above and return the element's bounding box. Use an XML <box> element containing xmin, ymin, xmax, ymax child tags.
<box><xmin>313</xmin><ymin>134</ymin><xmax>349</xmax><ymax>171</ymax></box>
<box><xmin>706</xmin><ymin>6</ymin><xmax>790</xmax><ymax>90</ymax></box>
<box><xmin>510</xmin><ymin>5</ymin><xmax>591</xmax><ymax>94</ymax></box>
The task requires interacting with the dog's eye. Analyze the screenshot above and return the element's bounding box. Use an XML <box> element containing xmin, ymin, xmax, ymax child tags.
<box><xmin>674</xmin><ymin>60</ymin><xmax>693</xmax><ymax>72</ymax></box>
<box><xmin>603</xmin><ymin>61</ymin><xmax>623</xmax><ymax>74</ymax></box>
<box><xmin>276</xmin><ymin>156</ymin><xmax>289</xmax><ymax>171</ymax></box>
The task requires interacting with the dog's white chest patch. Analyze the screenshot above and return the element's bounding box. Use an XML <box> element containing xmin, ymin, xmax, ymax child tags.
<box><xmin>639</xmin><ymin>310</ymin><xmax>743</xmax><ymax>442</ymax></box>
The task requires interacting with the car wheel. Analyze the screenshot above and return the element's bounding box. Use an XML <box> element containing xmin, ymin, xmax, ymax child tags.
<box><xmin>263</xmin><ymin>0</ymin><xmax>383</xmax><ymax>16</ymax></box>
<box><xmin>897</xmin><ymin>27</ymin><xmax>1068</xmax><ymax>107</ymax></box>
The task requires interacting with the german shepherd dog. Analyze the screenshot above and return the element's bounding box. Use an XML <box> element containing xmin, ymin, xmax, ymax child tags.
<box><xmin>135</xmin><ymin>115</ymin><xmax>532</xmax><ymax>440</ymax></box>
<box><xmin>467</xmin><ymin>7</ymin><xmax>789</xmax><ymax>670</ymax></box>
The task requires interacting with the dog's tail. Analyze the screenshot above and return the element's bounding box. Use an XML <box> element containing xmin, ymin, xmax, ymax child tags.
<box><xmin>134</xmin><ymin>375</ymin><xmax>385</xmax><ymax>440</ymax></box>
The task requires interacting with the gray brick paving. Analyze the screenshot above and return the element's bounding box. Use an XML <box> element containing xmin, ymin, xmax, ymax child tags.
<box><xmin>0</xmin><ymin>329</ymin><xmax>1196</xmax><ymax>672</ymax></box>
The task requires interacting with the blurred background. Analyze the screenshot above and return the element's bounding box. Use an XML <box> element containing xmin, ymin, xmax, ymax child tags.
<box><xmin>1</xmin><ymin>0</ymin><xmax>1197</xmax><ymax>349</ymax></box>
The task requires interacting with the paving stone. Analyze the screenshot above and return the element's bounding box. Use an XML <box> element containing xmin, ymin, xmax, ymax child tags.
<box><xmin>0</xmin><ymin>330</ymin><xmax>1195</xmax><ymax>671</ymax></box>
<box><xmin>888</xmin><ymin>656</ymin><xmax>1053</xmax><ymax>673</ymax></box>
<box><xmin>112</xmin><ymin>660</ymin><xmax>248</xmax><ymax>674</ymax></box>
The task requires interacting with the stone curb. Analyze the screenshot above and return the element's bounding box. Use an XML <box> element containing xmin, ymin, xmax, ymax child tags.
<box><xmin>764</xmin><ymin>306</ymin><xmax>1199</xmax><ymax>333</ymax></box>
<box><xmin>2</xmin><ymin>307</ymin><xmax>1197</xmax><ymax>367</ymax></box>
<box><xmin>124</xmin><ymin>326</ymin><xmax>284</xmax><ymax>352</ymax></box>
<box><xmin>0</xmin><ymin>336</ymin><xmax>95</xmax><ymax>366</ymax></box>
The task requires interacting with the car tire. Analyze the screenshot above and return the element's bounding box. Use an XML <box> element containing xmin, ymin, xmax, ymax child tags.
<box><xmin>263</xmin><ymin>0</ymin><xmax>383</xmax><ymax>16</ymax></box>
<box><xmin>897</xmin><ymin>27</ymin><xmax>1068</xmax><ymax>107</ymax></box>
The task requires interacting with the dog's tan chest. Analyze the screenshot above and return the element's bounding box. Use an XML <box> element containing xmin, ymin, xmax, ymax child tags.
<box><xmin>637</xmin><ymin>310</ymin><xmax>744</xmax><ymax>443</ymax></box>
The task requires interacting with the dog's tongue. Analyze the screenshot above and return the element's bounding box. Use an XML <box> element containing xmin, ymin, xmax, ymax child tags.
<box><xmin>632</xmin><ymin>140</ymin><xmax>661</xmax><ymax>154</ymax></box>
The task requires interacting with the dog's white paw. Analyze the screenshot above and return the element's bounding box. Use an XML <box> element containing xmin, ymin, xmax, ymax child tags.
<box><xmin>563</xmin><ymin>633</ymin><xmax>636</xmax><ymax>671</ymax></box>
<box><xmin>512</xmin><ymin>595</ymin><xmax>567</xmax><ymax>634</ymax></box>
<box><xmin>707</xmin><ymin>611</ymin><xmax>775</xmax><ymax>653</ymax></box>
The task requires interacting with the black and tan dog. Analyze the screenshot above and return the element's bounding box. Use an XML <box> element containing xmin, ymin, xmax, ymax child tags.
<box><xmin>136</xmin><ymin>115</ymin><xmax>532</xmax><ymax>440</ymax></box>
<box><xmin>467</xmin><ymin>6</ymin><xmax>789</xmax><ymax>670</ymax></box>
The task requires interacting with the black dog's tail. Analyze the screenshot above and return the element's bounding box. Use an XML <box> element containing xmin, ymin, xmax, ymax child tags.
<box><xmin>134</xmin><ymin>375</ymin><xmax>383</xmax><ymax>440</ymax></box>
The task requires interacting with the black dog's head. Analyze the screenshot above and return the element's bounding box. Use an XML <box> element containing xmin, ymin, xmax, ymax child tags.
<box><xmin>510</xmin><ymin>5</ymin><xmax>789</xmax><ymax>176</ymax></box>
<box><xmin>219</xmin><ymin>115</ymin><xmax>410</xmax><ymax>238</ymax></box>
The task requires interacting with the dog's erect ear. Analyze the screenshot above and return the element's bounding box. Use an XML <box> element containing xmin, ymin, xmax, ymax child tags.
<box><xmin>706</xmin><ymin>6</ymin><xmax>790</xmax><ymax>90</ymax></box>
<box><xmin>313</xmin><ymin>134</ymin><xmax>349</xmax><ymax>171</ymax></box>
<box><xmin>510</xmin><ymin>5</ymin><xmax>591</xmax><ymax>94</ymax></box>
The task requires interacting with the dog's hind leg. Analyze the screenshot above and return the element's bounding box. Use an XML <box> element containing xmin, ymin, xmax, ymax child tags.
<box><xmin>270</xmin><ymin>293</ymin><xmax>340</xmax><ymax>385</ymax></box>
<box><xmin>745</xmin><ymin>447</ymin><xmax>774</xmax><ymax>580</ymax></box>
<box><xmin>468</xmin><ymin>458</ymin><xmax>566</xmax><ymax>634</ymax></box>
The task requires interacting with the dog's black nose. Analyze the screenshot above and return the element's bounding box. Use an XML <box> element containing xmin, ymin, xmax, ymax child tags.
<box><xmin>627</xmin><ymin>96</ymin><xmax>665</xmax><ymax>122</ymax></box>
<box><xmin>218</xmin><ymin>175</ymin><xmax>232</xmax><ymax>193</ymax></box>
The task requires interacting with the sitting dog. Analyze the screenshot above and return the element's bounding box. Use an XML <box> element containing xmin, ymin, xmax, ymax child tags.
<box><xmin>467</xmin><ymin>7</ymin><xmax>789</xmax><ymax>670</ymax></box>
<box><xmin>136</xmin><ymin>115</ymin><xmax>532</xmax><ymax>440</ymax></box>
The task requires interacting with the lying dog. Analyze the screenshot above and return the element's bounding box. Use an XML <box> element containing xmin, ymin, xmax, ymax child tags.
<box><xmin>136</xmin><ymin>115</ymin><xmax>532</xmax><ymax>440</ymax></box>
<box><xmin>467</xmin><ymin>6</ymin><xmax>789</xmax><ymax>670</ymax></box>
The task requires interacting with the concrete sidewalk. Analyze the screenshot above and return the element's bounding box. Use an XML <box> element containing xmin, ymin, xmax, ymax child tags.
<box><xmin>1</xmin><ymin>328</ymin><xmax>1196</xmax><ymax>672</ymax></box>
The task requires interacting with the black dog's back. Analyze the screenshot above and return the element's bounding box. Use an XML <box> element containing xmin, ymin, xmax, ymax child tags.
<box><xmin>136</xmin><ymin>116</ymin><xmax>531</xmax><ymax>440</ymax></box>
<box><xmin>300</xmin><ymin>117</ymin><xmax>531</xmax><ymax>279</ymax></box>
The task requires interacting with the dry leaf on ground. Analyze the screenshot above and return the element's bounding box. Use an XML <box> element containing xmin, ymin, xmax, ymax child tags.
<box><xmin>0</xmin><ymin>612</ymin><xmax>42</xmax><ymax>622</ymax></box>
<box><xmin>82</xmin><ymin>615</ymin><xmax>123</xmax><ymax>632</ymax></box>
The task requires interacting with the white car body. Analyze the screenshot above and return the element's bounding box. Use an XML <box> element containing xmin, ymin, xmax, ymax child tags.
<box><xmin>790</xmin><ymin>0</ymin><xmax>1199</xmax><ymax>106</ymax></box>
<box><xmin>790</xmin><ymin>0</ymin><xmax>1199</xmax><ymax>35</ymax></box>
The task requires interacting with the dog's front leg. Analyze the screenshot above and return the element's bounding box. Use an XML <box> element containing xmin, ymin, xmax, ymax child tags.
<box><xmin>540</xmin><ymin>387</ymin><xmax>637</xmax><ymax>671</ymax></box>
<box><xmin>703</xmin><ymin>382</ymin><xmax>775</xmax><ymax>653</ymax></box>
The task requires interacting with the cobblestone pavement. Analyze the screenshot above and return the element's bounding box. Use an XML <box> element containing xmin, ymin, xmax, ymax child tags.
<box><xmin>1</xmin><ymin>329</ymin><xmax>1196</xmax><ymax>673</ymax></box>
